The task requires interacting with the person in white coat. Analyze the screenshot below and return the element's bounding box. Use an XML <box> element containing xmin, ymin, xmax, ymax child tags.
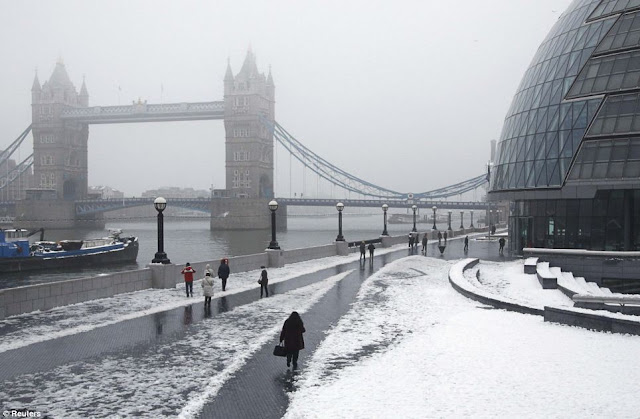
<box><xmin>201</xmin><ymin>272</ymin><xmax>214</xmax><ymax>306</ymax></box>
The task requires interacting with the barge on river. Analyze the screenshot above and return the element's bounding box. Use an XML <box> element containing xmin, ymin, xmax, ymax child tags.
<box><xmin>0</xmin><ymin>229</ymin><xmax>139</xmax><ymax>273</ymax></box>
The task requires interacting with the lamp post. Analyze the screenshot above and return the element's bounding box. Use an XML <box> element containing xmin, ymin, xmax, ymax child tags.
<box><xmin>460</xmin><ymin>211</ymin><xmax>464</xmax><ymax>230</ymax></box>
<box><xmin>411</xmin><ymin>205</ymin><xmax>417</xmax><ymax>232</ymax></box>
<box><xmin>432</xmin><ymin>206</ymin><xmax>437</xmax><ymax>230</ymax></box>
<box><xmin>151</xmin><ymin>197</ymin><xmax>171</xmax><ymax>264</ymax></box>
<box><xmin>470</xmin><ymin>210</ymin><xmax>474</xmax><ymax>228</ymax></box>
<box><xmin>336</xmin><ymin>202</ymin><xmax>345</xmax><ymax>241</ymax></box>
<box><xmin>268</xmin><ymin>200</ymin><xmax>280</xmax><ymax>250</ymax></box>
<box><xmin>447</xmin><ymin>210</ymin><xmax>452</xmax><ymax>231</ymax></box>
<box><xmin>381</xmin><ymin>204</ymin><xmax>389</xmax><ymax>236</ymax></box>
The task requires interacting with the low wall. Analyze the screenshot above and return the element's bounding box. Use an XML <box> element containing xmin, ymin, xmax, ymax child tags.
<box><xmin>524</xmin><ymin>248</ymin><xmax>640</xmax><ymax>287</ymax></box>
<box><xmin>544</xmin><ymin>306</ymin><xmax>640</xmax><ymax>335</ymax></box>
<box><xmin>448</xmin><ymin>258</ymin><xmax>544</xmax><ymax>316</ymax></box>
<box><xmin>284</xmin><ymin>244</ymin><xmax>338</xmax><ymax>264</ymax></box>
<box><xmin>0</xmin><ymin>269</ymin><xmax>152</xmax><ymax>319</ymax></box>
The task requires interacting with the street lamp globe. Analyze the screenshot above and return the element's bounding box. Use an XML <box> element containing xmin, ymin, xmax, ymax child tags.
<box><xmin>412</xmin><ymin>205</ymin><xmax>417</xmax><ymax>211</ymax></box>
<box><xmin>268</xmin><ymin>200</ymin><xmax>279</xmax><ymax>212</ymax></box>
<box><xmin>336</xmin><ymin>202</ymin><xmax>344</xmax><ymax>212</ymax></box>
<box><xmin>382</xmin><ymin>204</ymin><xmax>388</xmax><ymax>212</ymax></box>
<box><xmin>154</xmin><ymin>197</ymin><xmax>167</xmax><ymax>212</ymax></box>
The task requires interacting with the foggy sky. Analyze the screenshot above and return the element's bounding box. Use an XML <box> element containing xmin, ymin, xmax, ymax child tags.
<box><xmin>0</xmin><ymin>0</ymin><xmax>572</xmax><ymax>197</ymax></box>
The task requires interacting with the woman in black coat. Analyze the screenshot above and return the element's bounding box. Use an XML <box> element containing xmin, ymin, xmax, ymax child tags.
<box><xmin>279</xmin><ymin>311</ymin><xmax>305</xmax><ymax>369</ymax></box>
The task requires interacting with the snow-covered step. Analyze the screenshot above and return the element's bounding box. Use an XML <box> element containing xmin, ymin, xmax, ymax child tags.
<box><xmin>536</xmin><ymin>262</ymin><xmax>557</xmax><ymax>289</ymax></box>
<box><xmin>554</xmin><ymin>270</ymin><xmax>584</xmax><ymax>297</ymax></box>
<box><xmin>524</xmin><ymin>257</ymin><xmax>538</xmax><ymax>274</ymax></box>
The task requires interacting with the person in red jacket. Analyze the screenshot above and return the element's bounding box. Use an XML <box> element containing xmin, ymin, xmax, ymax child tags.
<box><xmin>279</xmin><ymin>311</ymin><xmax>306</xmax><ymax>369</ymax></box>
<box><xmin>181</xmin><ymin>262</ymin><xmax>196</xmax><ymax>297</ymax></box>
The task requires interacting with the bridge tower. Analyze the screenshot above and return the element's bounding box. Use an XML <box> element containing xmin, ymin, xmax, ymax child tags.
<box><xmin>223</xmin><ymin>48</ymin><xmax>275</xmax><ymax>199</ymax></box>
<box><xmin>17</xmin><ymin>60</ymin><xmax>95</xmax><ymax>228</ymax></box>
<box><xmin>31</xmin><ymin>60</ymin><xmax>89</xmax><ymax>201</ymax></box>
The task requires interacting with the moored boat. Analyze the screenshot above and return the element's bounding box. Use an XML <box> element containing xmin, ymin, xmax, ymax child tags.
<box><xmin>0</xmin><ymin>229</ymin><xmax>139</xmax><ymax>273</ymax></box>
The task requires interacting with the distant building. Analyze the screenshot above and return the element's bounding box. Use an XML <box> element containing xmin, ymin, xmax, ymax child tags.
<box><xmin>88</xmin><ymin>185</ymin><xmax>124</xmax><ymax>199</ymax></box>
<box><xmin>0</xmin><ymin>154</ymin><xmax>34</xmax><ymax>202</ymax></box>
<box><xmin>141</xmin><ymin>187</ymin><xmax>209</xmax><ymax>199</ymax></box>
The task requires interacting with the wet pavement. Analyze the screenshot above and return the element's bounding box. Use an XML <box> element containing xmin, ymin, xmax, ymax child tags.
<box><xmin>0</xmin><ymin>234</ymin><xmax>513</xmax><ymax>417</ymax></box>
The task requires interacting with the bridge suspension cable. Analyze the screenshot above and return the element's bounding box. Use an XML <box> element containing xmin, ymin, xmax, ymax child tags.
<box><xmin>0</xmin><ymin>154</ymin><xmax>34</xmax><ymax>190</ymax></box>
<box><xmin>0</xmin><ymin>125</ymin><xmax>32</xmax><ymax>169</ymax></box>
<box><xmin>271</xmin><ymin>121</ymin><xmax>486</xmax><ymax>199</ymax></box>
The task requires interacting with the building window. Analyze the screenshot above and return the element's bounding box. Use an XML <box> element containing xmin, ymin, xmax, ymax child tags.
<box><xmin>233</xmin><ymin>151</ymin><xmax>250</xmax><ymax>161</ymax></box>
<box><xmin>234</xmin><ymin>96</ymin><xmax>249</xmax><ymax>107</ymax></box>
<box><xmin>40</xmin><ymin>173</ymin><xmax>56</xmax><ymax>188</ymax></box>
<box><xmin>232</xmin><ymin>128</ymin><xmax>250</xmax><ymax>138</ymax></box>
<box><xmin>39</xmin><ymin>134</ymin><xmax>55</xmax><ymax>144</ymax></box>
<box><xmin>40</xmin><ymin>155</ymin><xmax>54</xmax><ymax>165</ymax></box>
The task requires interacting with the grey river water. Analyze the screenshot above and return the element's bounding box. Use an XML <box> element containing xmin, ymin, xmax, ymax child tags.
<box><xmin>1</xmin><ymin>213</ymin><xmax>451</xmax><ymax>289</ymax></box>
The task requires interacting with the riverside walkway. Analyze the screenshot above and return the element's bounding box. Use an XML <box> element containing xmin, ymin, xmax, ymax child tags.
<box><xmin>0</xmin><ymin>235</ymin><xmax>510</xmax><ymax>417</ymax></box>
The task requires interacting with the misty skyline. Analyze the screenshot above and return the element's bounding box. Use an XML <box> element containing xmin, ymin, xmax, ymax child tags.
<box><xmin>0</xmin><ymin>0</ymin><xmax>571</xmax><ymax>197</ymax></box>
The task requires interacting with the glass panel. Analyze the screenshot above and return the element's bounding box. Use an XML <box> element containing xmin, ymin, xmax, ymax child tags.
<box><xmin>608</xmin><ymin>161</ymin><xmax>625</xmax><ymax>177</ymax></box>
<box><xmin>593</xmin><ymin>162</ymin><xmax>609</xmax><ymax>178</ymax></box>
<box><xmin>623</xmin><ymin>160</ymin><xmax>640</xmax><ymax>176</ymax></box>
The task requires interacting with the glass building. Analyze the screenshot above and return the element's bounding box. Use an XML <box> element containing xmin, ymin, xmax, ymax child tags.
<box><xmin>491</xmin><ymin>0</ymin><xmax>640</xmax><ymax>253</ymax></box>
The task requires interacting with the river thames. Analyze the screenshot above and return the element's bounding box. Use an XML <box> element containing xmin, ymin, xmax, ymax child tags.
<box><xmin>2</xmin><ymin>213</ymin><xmax>450</xmax><ymax>289</ymax></box>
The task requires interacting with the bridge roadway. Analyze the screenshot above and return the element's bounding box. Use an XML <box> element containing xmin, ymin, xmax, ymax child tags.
<box><xmin>60</xmin><ymin>101</ymin><xmax>225</xmax><ymax>124</ymax></box>
<box><xmin>73</xmin><ymin>197</ymin><xmax>489</xmax><ymax>216</ymax></box>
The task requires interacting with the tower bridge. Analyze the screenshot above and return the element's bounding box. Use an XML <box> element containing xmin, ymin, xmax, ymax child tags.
<box><xmin>1</xmin><ymin>50</ymin><xmax>489</xmax><ymax>230</ymax></box>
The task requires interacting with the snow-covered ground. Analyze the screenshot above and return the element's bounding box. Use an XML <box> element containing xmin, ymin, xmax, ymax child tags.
<box><xmin>0</xmin><ymin>244</ymin><xmax>403</xmax><ymax>354</ymax></box>
<box><xmin>473</xmin><ymin>260</ymin><xmax>573</xmax><ymax>309</ymax></box>
<box><xmin>0</xmin><ymin>270</ymin><xmax>353</xmax><ymax>418</ymax></box>
<box><xmin>284</xmin><ymin>257</ymin><xmax>640</xmax><ymax>418</ymax></box>
<box><xmin>4</xmin><ymin>252</ymin><xmax>640</xmax><ymax>417</ymax></box>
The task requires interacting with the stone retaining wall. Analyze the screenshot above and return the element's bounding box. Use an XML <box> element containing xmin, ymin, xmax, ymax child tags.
<box><xmin>544</xmin><ymin>306</ymin><xmax>640</xmax><ymax>335</ymax></box>
<box><xmin>0</xmin><ymin>269</ymin><xmax>152</xmax><ymax>319</ymax></box>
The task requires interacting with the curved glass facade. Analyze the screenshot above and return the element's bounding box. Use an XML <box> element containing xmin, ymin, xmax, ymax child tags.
<box><xmin>492</xmin><ymin>0</ymin><xmax>640</xmax><ymax>254</ymax></box>
<box><xmin>492</xmin><ymin>0</ymin><xmax>614</xmax><ymax>191</ymax></box>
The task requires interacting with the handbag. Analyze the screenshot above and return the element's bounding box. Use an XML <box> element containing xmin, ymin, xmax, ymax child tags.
<box><xmin>273</xmin><ymin>343</ymin><xmax>287</xmax><ymax>357</ymax></box>
<box><xmin>258</xmin><ymin>279</ymin><xmax>262</xmax><ymax>285</ymax></box>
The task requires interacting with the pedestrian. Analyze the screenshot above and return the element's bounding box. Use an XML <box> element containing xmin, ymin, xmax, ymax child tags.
<box><xmin>218</xmin><ymin>258</ymin><xmax>230</xmax><ymax>291</ymax></box>
<box><xmin>437</xmin><ymin>231</ymin><xmax>442</xmax><ymax>244</ymax></box>
<box><xmin>201</xmin><ymin>272</ymin><xmax>214</xmax><ymax>306</ymax></box>
<box><xmin>359</xmin><ymin>241</ymin><xmax>366</xmax><ymax>261</ymax></box>
<box><xmin>464</xmin><ymin>235</ymin><xmax>469</xmax><ymax>252</ymax></box>
<box><xmin>414</xmin><ymin>232</ymin><xmax>420</xmax><ymax>248</ymax></box>
<box><xmin>205</xmin><ymin>263</ymin><xmax>213</xmax><ymax>276</ymax></box>
<box><xmin>409</xmin><ymin>234</ymin><xmax>414</xmax><ymax>248</ymax></box>
<box><xmin>443</xmin><ymin>231</ymin><xmax>448</xmax><ymax>243</ymax></box>
<box><xmin>499</xmin><ymin>237</ymin><xmax>506</xmax><ymax>254</ymax></box>
<box><xmin>422</xmin><ymin>233</ymin><xmax>428</xmax><ymax>255</ymax></box>
<box><xmin>181</xmin><ymin>262</ymin><xmax>196</xmax><ymax>297</ymax></box>
<box><xmin>367</xmin><ymin>242</ymin><xmax>375</xmax><ymax>259</ymax></box>
<box><xmin>279</xmin><ymin>311</ymin><xmax>306</xmax><ymax>370</ymax></box>
<box><xmin>259</xmin><ymin>265</ymin><xmax>269</xmax><ymax>297</ymax></box>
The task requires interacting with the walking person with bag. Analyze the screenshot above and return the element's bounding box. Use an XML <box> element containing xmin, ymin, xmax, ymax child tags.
<box><xmin>259</xmin><ymin>265</ymin><xmax>269</xmax><ymax>297</ymax></box>
<box><xmin>201</xmin><ymin>272</ymin><xmax>214</xmax><ymax>307</ymax></box>
<box><xmin>218</xmin><ymin>258</ymin><xmax>230</xmax><ymax>291</ymax></box>
<box><xmin>279</xmin><ymin>311</ymin><xmax>305</xmax><ymax>369</ymax></box>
